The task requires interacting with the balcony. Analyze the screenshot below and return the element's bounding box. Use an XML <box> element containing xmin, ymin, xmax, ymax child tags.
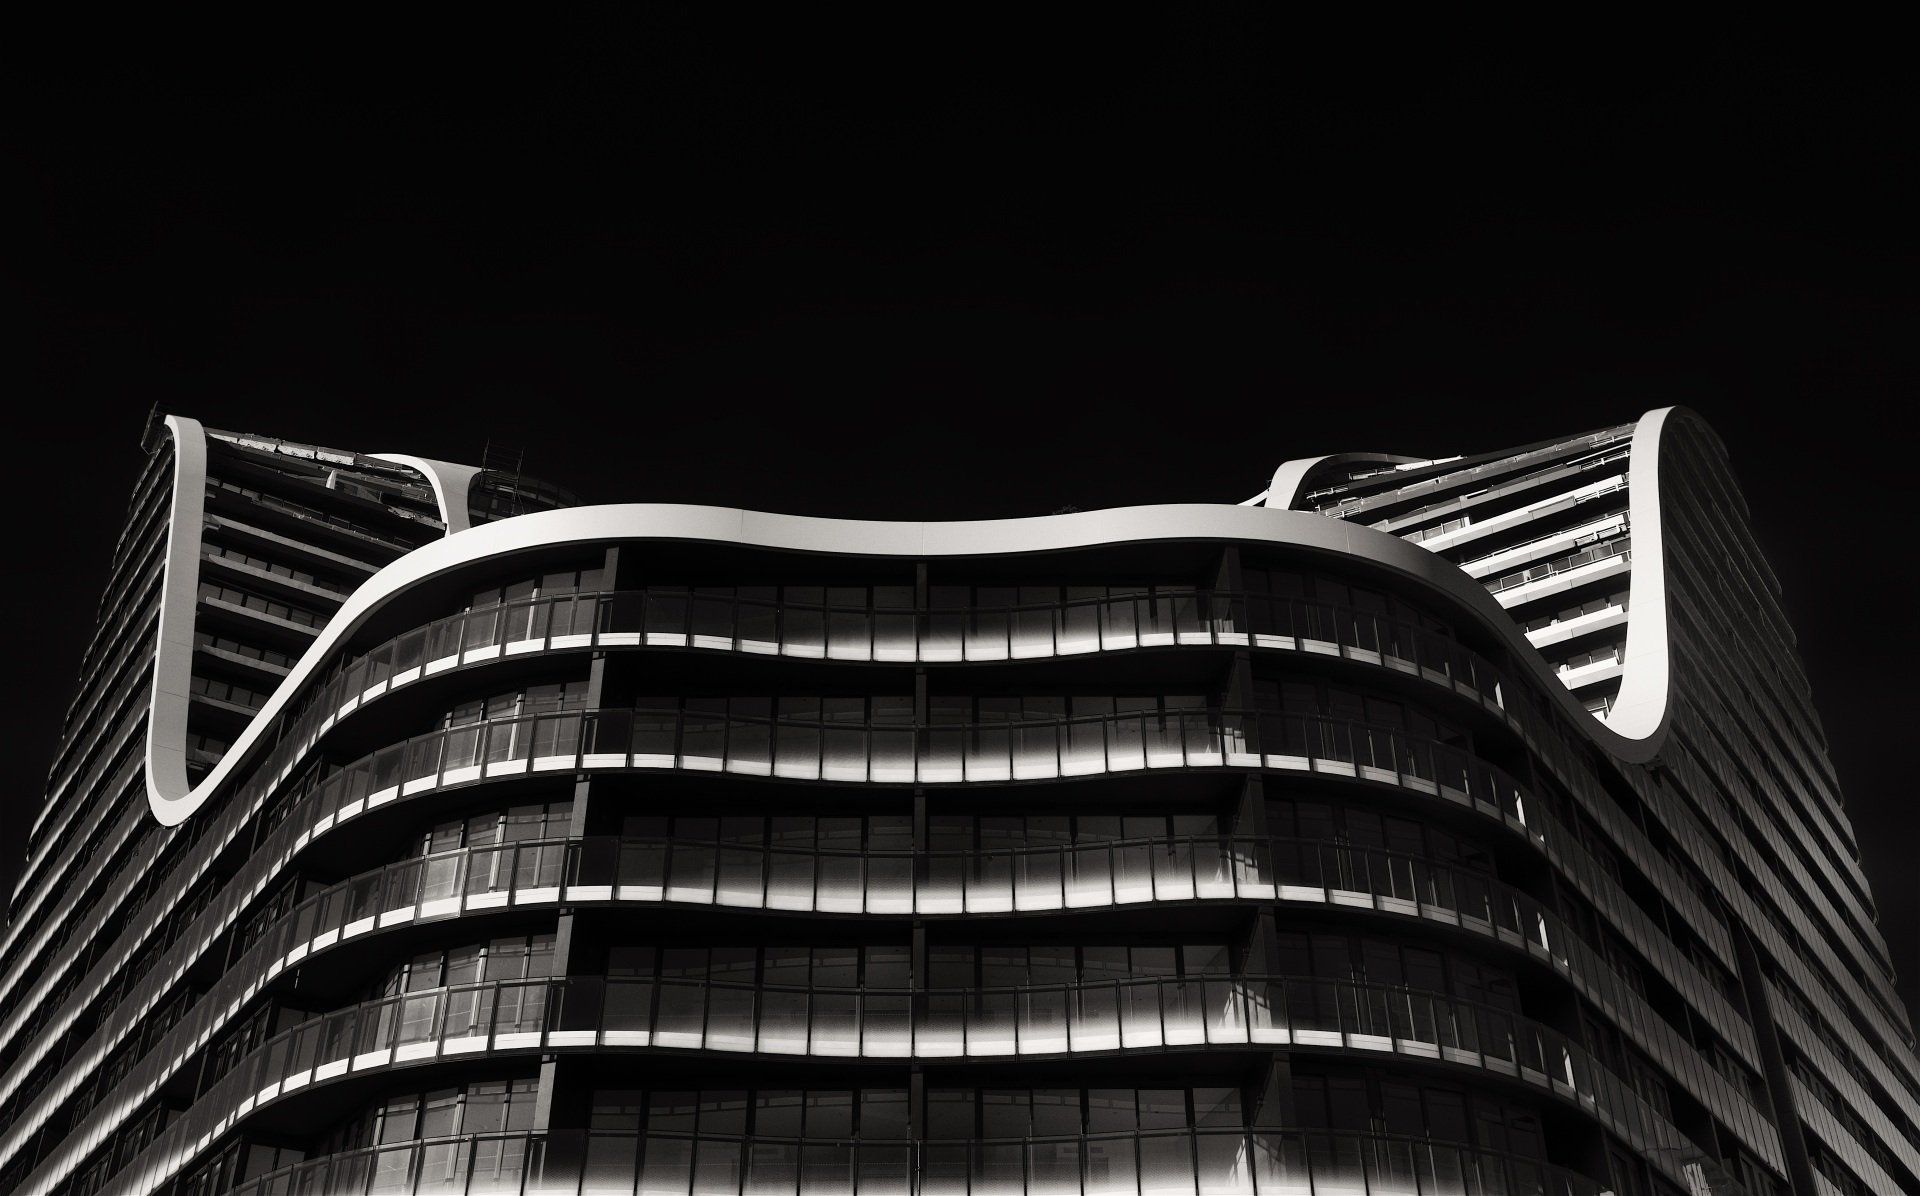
<box><xmin>223</xmin><ymin>1126</ymin><xmax>1611</xmax><ymax>1196</ymax></box>
<box><xmin>42</xmin><ymin>834</ymin><xmax>1655</xmax><ymax>1196</ymax></box>
<box><xmin>0</xmin><ymin>711</ymin><xmax>1557</xmax><ymax>1158</ymax></box>
<box><xmin>233</xmin><ymin>834</ymin><xmax>1567</xmax><ymax>988</ymax></box>
<box><xmin>127</xmin><ymin>973</ymin><xmax>1694</xmax><ymax>1196</ymax></box>
<box><xmin>293</xmin><ymin>707</ymin><xmax>1536</xmax><ymax>810</ymax></box>
<box><xmin>265</xmin><ymin>588</ymin><xmax>1509</xmax><ymax>793</ymax></box>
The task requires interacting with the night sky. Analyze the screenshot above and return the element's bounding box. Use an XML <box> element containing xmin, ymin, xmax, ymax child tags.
<box><xmin>4</xmin><ymin>24</ymin><xmax>1916</xmax><ymax>1016</ymax></box>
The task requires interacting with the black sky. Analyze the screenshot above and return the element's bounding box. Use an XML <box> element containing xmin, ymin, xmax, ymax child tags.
<box><xmin>3</xmin><ymin>23</ymin><xmax>1916</xmax><ymax>1014</ymax></box>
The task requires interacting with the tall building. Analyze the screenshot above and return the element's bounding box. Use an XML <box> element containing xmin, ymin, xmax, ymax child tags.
<box><xmin>0</xmin><ymin>408</ymin><xmax>1912</xmax><ymax>1196</ymax></box>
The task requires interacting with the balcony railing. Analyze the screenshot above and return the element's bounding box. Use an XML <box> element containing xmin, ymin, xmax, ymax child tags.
<box><xmin>253</xmin><ymin>587</ymin><xmax>1508</xmax><ymax>827</ymax></box>
<box><xmin>66</xmin><ymin>826</ymin><xmax>1755</xmax><ymax>1196</ymax></box>
<box><xmin>222</xmin><ymin>1126</ymin><xmax>1611</xmax><ymax>1196</ymax></box>
<box><xmin>286</xmin><ymin>707</ymin><xmax>1535</xmax><ymax>805</ymax></box>
<box><xmin>0</xmin><ymin>696</ymin><xmax>1704</xmax><ymax>1192</ymax></box>
<box><xmin>143</xmin><ymin>972</ymin><xmax>1729</xmax><ymax>1196</ymax></box>
<box><xmin>200</xmin><ymin>829</ymin><xmax>1772</xmax><ymax>1148</ymax></box>
<box><xmin>324</xmin><ymin>586</ymin><xmax>1500</xmax><ymax>672</ymax></box>
<box><xmin>1483</xmin><ymin>539</ymin><xmax>1631</xmax><ymax>597</ymax></box>
<box><xmin>205</xmin><ymin>479</ymin><xmax>424</xmax><ymax>554</ymax></box>
<box><xmin>1308</xmin><ymin>428</ymin><xmax>1626</xmax><ymax>517</ymax></box>
<box><xmin>0</xmin><ymin>709</ymin><xmax>1557</xmax><ymax>1181</ymax></box>
<box><xmin>240</xmin><ymin>834</ymin><xmax>1525</xmax><ymax>935</ymax></box>
<box><xmin>1369</xmin><ymin>446</ymin><xmax>1633</xmax><ymax>537</ymax></box>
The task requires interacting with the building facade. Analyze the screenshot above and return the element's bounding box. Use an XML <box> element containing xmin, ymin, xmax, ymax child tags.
<box><xmin>0</xmin><ymin>408</ymin><xmax>1912</xmax><ymax>1196</ymax></box>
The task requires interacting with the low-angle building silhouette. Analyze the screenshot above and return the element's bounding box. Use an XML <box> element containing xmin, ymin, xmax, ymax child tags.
<box><xmin>0</xmin><ymin>407</ymin><xmax>1912</xmax><ymax>1196</ymax></box>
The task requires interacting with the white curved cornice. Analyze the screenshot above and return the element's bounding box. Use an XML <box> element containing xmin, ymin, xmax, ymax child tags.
<box><xmin>145</xmin><ymin>416</ymin><xmax>211</xmax><ymax>812</ymax></box>
<box><xmin>144</xmin><ymin>417</ymin><xmax>484</xmax><ymax>825</ymax></box>
<box><xmin>1258</xmin><ymin>409</ymin><xmax>1679</xmax><ymax>757</ymax></box>
<box><xmin>144</xmin><ymin>457</ymin><xmax>1677</xmax><ymax>825</ymax></box>
<box><xmin>368</xmin><ymin>452</ymin><xmax>483</xmax><ymax>533</ymax></box>
<box><xmin>1264</xmin><ymin>451</ymin><xmax>1424</xmax><ymax>511</ymax></box>
<box><xmin>1600</xmin><ymin>406</ymin><xmax>1674</xmax><ymax>745</ymax></box>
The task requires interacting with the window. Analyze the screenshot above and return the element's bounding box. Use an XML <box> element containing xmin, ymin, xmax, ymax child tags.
<box><xmin>189</xmin><ymin>672</ymin><xmax>269</xmax><ymax>710</ymax></box>
<box><xmin>605</xmin><ymin>943</ymin><xmax>917</xmax><ymax>990</ymax></box>
<box><xmin>924</xmin><ymin>942</ymin><xmax>1233</xmax><ymax>987</ymax></box>
<box><xmin>412</xmin><ymin>801</ymin><xmax>573</xmax><ymax>855</ymax></box>
<box><xmin>1271</xmin><ymin>931</ymin><xmax>1519</xmax><ymax>1009</ymax></box>
<box><xmin>197</xmin><ymin>580</ymin><xmax>326</xmax><ymax>627</ymax></box>
<box><xmin>1290</xmin><ymin>1073</ymin><xmax>1538</xmax><ymax>1156</ymax></box>
<box><xmin>442</xmin><ymin>681</ymin><xmax>591</xmax><ymax>728</ymax></box>
<box><xmin>469</xmin><ymin>567</ymin><xmax>607</xmax><ymax>608</ymax></box>
<box><xmin>371</xmin><ymin>934</ymin><xmax>555</xmax><ymax>998</ymax></box>
<box><xmin>194</xmin><ymin>630</ymin><xmax>297</xmax><ymax>669</ymax></box>
<box><xmin>205</xmin><ymin>542</ymin><xmax>349</xmax><ymax>593</ymax></box>
<box><xmin>318</xmin><ymin>1079</ymin><xmax>539</xmax><ymax>1155</ymax></box>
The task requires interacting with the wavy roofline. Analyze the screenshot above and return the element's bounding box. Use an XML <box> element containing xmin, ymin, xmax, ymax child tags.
<box><xmin>146</xmin><ymin>417</ymin><xmax>482</xmax><ymax>822</ymax></box>
<box><xmin>1259</xmin><ymin>407</ymin><xmax>1679</xmax><ymax>752</ymax></box>
<box><xmin>144</xmin><ymin>422</ymin><xmax>1681</xmax><ymax>824</ymax></box>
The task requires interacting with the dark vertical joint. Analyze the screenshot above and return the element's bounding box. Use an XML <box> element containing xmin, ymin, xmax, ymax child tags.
<box><xmin>1731</xmin><ymin>924</ymin><xmax>1817</xmax><ymax>1196</ymax></box>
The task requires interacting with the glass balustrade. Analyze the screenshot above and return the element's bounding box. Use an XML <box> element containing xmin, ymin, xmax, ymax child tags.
<box><xmin>20</xmin><ymin>627</ymin><xmax>1757</xmax><ymax>1196</ymax></box>
<box><xmin>290</xmin><ymin>708</ymin><xmax>1533</xmax><ymax>814</ymax></box>
<box><xmin>222</xmin><ymin>1126</ymin><xmax>1612</xmax><ymax>1196</ymax></box>
<box><xmin>153</xmin><ymin>974</ymin><xmax>1700</xmax><ymax>1196</ymax></box>
<box><xmin>326</xmin><ymin>587</ymin><xmax>1502</xmax><ymax>678</ymax></box>
<box><xmin>8</xmin><ymin>593</ymin><xmax>1524</xmax><ymax>1149</ymax></box>
<box><xmin>0</xmin><ymin>706</ymin><xmax>1688</xmax><ymax>1187</ymax></box>
<box><xmin>15</xmin><ymin>550</ymin><xmax>1796</xmax><ymax>1196</ymax></box>
<box><xmin>4</xmin><ymin>575</ymin><xmax>1541</xmax><ymax>1064</ymax></box>
<box><xmin>3</xmin><ymin>713</ymin><xmax>1559</xmax><ymax>1145</ymax></box>
<box><xmin>251</xmin><ymin>588</ymin><xmax>1509</xmax><ymax>826</ymax></box>
<box><xmin>7</xmin><ymin>583</ymin><xmax>1517</xmax><ymax>1074</ymax></box>
<box><xmin>228</xmin><ymin>831</ymin><xmax>1571</xmax><ymax>1013</ymax></box>
<box><xmin>1483</xmin><ymin>540</ymin><xmax>1632</xmax><ymax>597</ymax></box>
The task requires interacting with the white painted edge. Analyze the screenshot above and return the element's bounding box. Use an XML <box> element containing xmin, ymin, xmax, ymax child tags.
<box><xmin>144</xmin><ymin>430</ymin><xmax>1678</xmax><ymax>826</ymax></box>
<box><xmin>368</xmin><ymin>453</ymin><xmax>483</xmax><ymax>534</ymax></box>
<box><xmin>1601</xmin><ymin>407</ymin><xmax>1674</xmax><ymax>744</ymax></box>
<box><xmin>1264</xmin><ymin>452</ymin><xmax>1424</xmax><ymax>511</ymax></box>
<box><xmin>1260</xmin><ymin>412</ymin><xmax>1678</xmax><ymax>756</ymax></box>
<box><xmin>143</xmin><ymin>418</ymin><xmax>487</xmax><ymax>825</ymax></box>
<box><xmin>143</xmin><ymin>416</ymin><xmax>211</xmax><ymax>811</ymax></box>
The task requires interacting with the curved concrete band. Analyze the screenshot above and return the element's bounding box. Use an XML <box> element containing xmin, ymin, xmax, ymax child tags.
<box><xmin>368</xmin><ymin>452</ymin><xmax>485</xmax><ymax>535</ymax></box>
<box><xmin>146</xmin><ymin>415</ymin><xmax>1678</xmax><ymax>825</ymax></box>
<box><xmin>1261</xmin><ymin>409</ymin><xmax>1675</xmax><ymax>751</ymax></box>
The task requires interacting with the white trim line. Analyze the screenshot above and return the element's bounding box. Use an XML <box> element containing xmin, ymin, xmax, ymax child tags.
<box><xmin>144</xmin><ymin>416</ymin><xmax>210</xmax><ymax>810</ymax></box>
<box><xmin>368</xmin><ymin>453</ymin><xmax>483</xmax><ymax>533</ymax></box>
<box><xmin>1602</xmin><ymin>406</ymin><xmax>1674</xmax><ymax>743</ymax></box>
<box><xmin>144</xmin><ymin>481</ymin><xmax>1677</xmax><ymax>826</ymax></box>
